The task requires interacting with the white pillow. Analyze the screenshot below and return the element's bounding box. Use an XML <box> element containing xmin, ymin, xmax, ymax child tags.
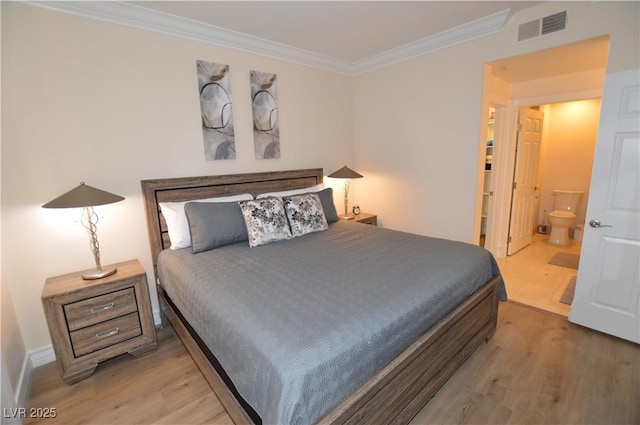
<box><xmin>160</xmin><ymin>193</ymin><xmax>253</xmax><ymax>250</ymax></box>
<box><xmin>256</xmin><ymin>183</ymin><xmax>325</xmax><ymax>199</ymax></box>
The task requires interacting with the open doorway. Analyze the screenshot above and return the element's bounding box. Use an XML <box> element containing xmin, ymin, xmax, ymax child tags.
<box><xmin>476</xmin><ymin>36</ymin><xmax>609</xmax><ymax>316</ymax></box>
<box><xmin>499</xmin><ymin>99</ymin><xmax>600</xmax><ymax>316</ymax></box>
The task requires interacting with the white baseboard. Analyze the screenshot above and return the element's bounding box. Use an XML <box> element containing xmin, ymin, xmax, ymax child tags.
<box><xmin>16</xmin><ymin>344</ymin><xmax>56</xmax><ymax>406</ymax></box>
<box><xmin>29</xmin><ymin>345</ymin><xmax>56</xmax><ymax>368</ymax></box>
<box><xmin>15</xmin><ymin>353</ymin><xmax>33</xmax><ymax>408</ymax></box>
<box><xmin>153</xmin><ymin>309</ymin><xmax>162</xmax><ymax>327</ymax></box>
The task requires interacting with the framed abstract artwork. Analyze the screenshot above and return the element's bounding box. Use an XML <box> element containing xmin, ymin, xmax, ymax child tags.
<box><xmin>250</xmin><ymin>70</ymin><xmax>280</xmax><ymax>159</ymax></box>
<box><xmin>197</xmin><ymin>60</ymin><xmax>235</xmax><ymax>160</ymax></box>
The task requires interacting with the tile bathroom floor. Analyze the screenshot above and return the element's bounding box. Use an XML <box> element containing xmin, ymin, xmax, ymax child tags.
<box><xmin>496</xmin><ymin>233</ymin><xmax>582</xmax><ymax>317</ymax></box>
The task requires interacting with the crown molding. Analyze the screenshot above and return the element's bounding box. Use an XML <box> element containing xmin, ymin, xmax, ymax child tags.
<box><xmin>351</xmin><ymin>9</ymin><xmax>510</xmax><ymax>75</ymax></box>
<box><xmin>25</xmin><ymin>1</ymin><xmax>510</xmax><ymax>76</ymax></box>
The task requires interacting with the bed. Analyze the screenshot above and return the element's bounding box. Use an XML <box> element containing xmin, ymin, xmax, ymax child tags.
<box><xmin>141</xmin><ymin>168</ymin><xmax>505</xmax><ymax>425</ymax></box>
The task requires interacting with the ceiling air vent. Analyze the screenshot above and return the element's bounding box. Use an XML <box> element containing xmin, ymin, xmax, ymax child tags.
<box><xmin>518</xmin><ymin>19</ymin><xmax>540</xmax><ymax>41</ymax></box>
<box><xmin>541</xmin><ymin>11</ymin><xmax>567</xmax><ymax>35</ymax></box>
<box><xmin>518</xmin><ymin>11</ymin><xmax>567</xmax><ymax>42</ymax></box>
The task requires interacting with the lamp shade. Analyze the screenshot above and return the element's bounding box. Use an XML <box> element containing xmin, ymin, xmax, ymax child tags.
<box><xmin>42</xmin><ymin>182</ymin><xmax>124</xmax><ymax>209</ymax></box>
<box><xmin>328</xmin><ymin>166</ymin><xmax>363</xmax><ymax>179</ymax></box>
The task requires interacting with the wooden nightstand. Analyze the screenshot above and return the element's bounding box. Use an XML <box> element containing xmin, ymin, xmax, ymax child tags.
<box><xmin>41</xmin><ymin>259</ymin><xmax>157</xmax><ymax>384</ymax></box>
<box><xmin>342</xmin><ymin>212</ymin><xmax>377</xmax><ymax>226</ymax></box>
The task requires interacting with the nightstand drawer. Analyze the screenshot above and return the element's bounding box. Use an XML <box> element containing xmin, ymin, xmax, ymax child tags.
<box><xmin>70</xmin><ymin>312</ymin><xmax>142</xmax><ymax>357</ymax></box>
<box><xmin>64</xmin><ymin>287</ymin><xmax>138</xmax><ymax>331</ymax></box>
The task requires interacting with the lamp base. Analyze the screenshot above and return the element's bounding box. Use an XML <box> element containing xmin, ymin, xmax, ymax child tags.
<box><xmin>339</xmin><ymin>214</ymin><xmax>355</xmax><ymax>220</ymax></box>
<box><xmin>82</xmin><ymin>267</ymin><xmax>117</xmax><ymax>280</ymax></box>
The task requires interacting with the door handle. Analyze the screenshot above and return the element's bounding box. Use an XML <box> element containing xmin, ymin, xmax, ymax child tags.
<box><xmin>589</xmin><ymin>219</ymin><xmax>613</xmax><ymax>228</ymax></box>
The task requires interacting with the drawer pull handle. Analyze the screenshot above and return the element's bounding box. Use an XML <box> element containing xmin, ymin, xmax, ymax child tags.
<box><xmin>90</xmin><ymin>302</ymin><xmax>115</xmax><ymax>314</ymax></box>
<box><xmin>96</xmin><ymin>328</ymin><xmax>119</xmax><ymax>340</ymax></box>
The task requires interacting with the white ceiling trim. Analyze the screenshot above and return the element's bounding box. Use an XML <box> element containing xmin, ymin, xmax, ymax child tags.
<box><xmin>26</xmin><ymin>1</ymin><xmax>510</xmax><ymax>76</ymax></box>
<box><xmin>351</xmin><ymin>9</ymin><xmax>510</xmax><ymax>75</ymax></box>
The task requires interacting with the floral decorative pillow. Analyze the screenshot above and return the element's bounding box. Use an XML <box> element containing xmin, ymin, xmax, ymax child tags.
<box><xmin>283</xmin><ymin>193</ymin><xmax>328</xmax><ymax>237</ymax></box>
<box><xmin>238</xmin><ymin>198</ymin><xmax>292</xmax><ymax>247</ymax></box>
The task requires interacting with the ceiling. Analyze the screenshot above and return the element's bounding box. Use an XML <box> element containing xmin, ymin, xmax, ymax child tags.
<box><xmin>490</xmin><ymin>35</ymin><xmax>610</xmax><ymax>83</ymax></box>
<box><xmin>129</xmin><ymin>1</ymin><xmax>543</xmax><ymax>63</ymax></box>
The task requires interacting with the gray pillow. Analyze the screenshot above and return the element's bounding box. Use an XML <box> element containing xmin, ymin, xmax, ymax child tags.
<box><xmin>315</xmin><ymin>188</ymin><xmax>338</xmax><ymax>223</ymax></box>
<box><xmin>185</xmin><ymin>201</ymin><xmax>248</xmax><ymax>253</ymax></box>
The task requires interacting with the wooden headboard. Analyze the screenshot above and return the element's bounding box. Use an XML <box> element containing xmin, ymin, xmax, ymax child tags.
<box><xmin>141</xmin><ymin>168</ymin><xmax>323</xmax><ymax>270</ymax></box>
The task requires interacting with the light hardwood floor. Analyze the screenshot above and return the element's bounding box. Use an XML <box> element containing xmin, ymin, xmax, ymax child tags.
<box><xmin>410</xmin><ymin>301</ymin><xmax>639</xmax><ymax>425</ymax></box>
<box><xmin>25</xmin><ymin>302</ymin><xmax>639</xmax><ymax>425</ymax></box>
<box><xmin>497</xmin><ymin>233</ymin><xmax>581</xmax><ymax>317</ymax></box>
<box><xmin>24</xmin><ymin>326</ymin><xmax>233</xmax><ymax>425</ymax></box>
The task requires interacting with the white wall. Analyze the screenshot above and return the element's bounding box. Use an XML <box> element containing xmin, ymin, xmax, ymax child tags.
<box><xmin>1</xmin><ymin>3</ymin><xmax>353</xmax><ymax>354</ymax></box>
<box><xmin>352</xmin><ymin>1</ymin><xmax>639</xmax><ymax>241</ymax></box>
<box><xmin>1</xmin><ymin>2</ymin><xmax>28</xmax><ymax>413</ymax></box>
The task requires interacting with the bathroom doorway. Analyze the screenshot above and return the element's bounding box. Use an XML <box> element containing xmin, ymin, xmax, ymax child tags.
<box><xmin>498</xmin><ymin>98</ymin><xmax>600</xmax><ymax>316</ymax></box>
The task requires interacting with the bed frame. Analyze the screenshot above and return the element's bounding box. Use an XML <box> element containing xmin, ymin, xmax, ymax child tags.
<box><xmin>141</xmin><ymin>168</ymin><xmax>502</xmax><ymax>425</ymax></box>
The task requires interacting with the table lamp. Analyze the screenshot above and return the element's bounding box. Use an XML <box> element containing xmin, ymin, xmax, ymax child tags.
<box><xmin>328</xmin><ymin>165</ymin><xmax>363</xmax><ymax>218</ymax></box>
<box><xmin>42</xmin><ymin>182</ymin><xmax>125</xmax><ymax>280</ymax></box>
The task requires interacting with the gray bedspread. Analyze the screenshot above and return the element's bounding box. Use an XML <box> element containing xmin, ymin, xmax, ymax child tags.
<box><xmin>158</xmin><ymin>220</ymin><xmax>505</xmax><ymax>425</ymax></box>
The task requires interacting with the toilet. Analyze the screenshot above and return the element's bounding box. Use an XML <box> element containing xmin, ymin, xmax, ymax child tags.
<box><xmin>547</xmin><ymin>189</ymin><xmax>584</xmax><ymax>245</ymax></box>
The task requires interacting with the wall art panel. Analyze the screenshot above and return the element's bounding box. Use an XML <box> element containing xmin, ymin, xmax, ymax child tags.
<box><xmin>251</xmin><ymin>70</ymin><xmax>280</xmax><ymax>159</ymax></box>
<box><xmin>197</xmin><ymin>60</ymin><xmax>235</xmax><ymax>160</ymax></box>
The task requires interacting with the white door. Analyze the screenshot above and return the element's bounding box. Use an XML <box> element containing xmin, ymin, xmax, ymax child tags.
<box><xmin>569</xmin><ymin>69</ymin><xmax>640</xmax><ymax>344</ymax></box>
<box><xmin>507</xmin><ymin>108</ymin><xmax>543</xmax><ymax>255</ymax></box>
